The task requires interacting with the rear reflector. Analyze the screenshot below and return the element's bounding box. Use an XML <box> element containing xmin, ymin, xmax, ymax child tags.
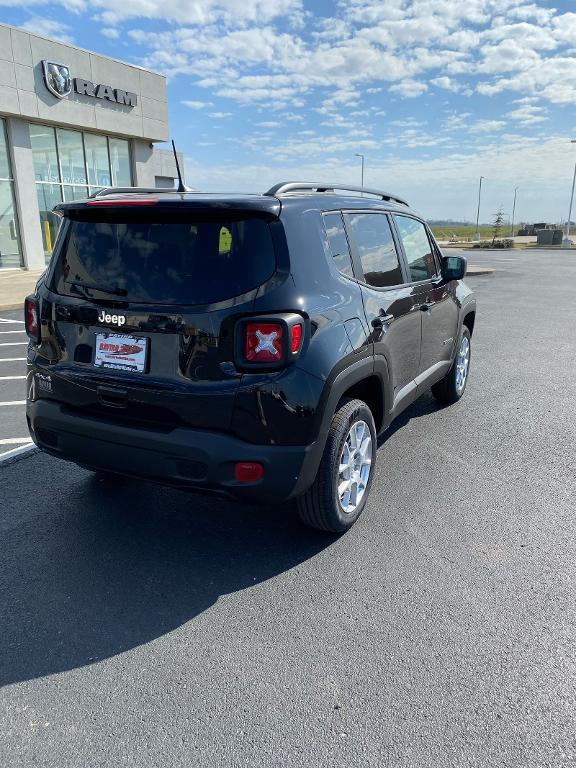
<box><xmin>235</xmin><ymin>462</ymin><xmax>264</xmax><ymax>483</ymax></box>
<box><xmin>245</xmin><ymin>322</ymin><xmax>284</xmax><ymax>362</ymax></box>
<box><xmin>87</xmin><ymin>198</ymin><xmax>159</xmax><ymax>207</ymax></box>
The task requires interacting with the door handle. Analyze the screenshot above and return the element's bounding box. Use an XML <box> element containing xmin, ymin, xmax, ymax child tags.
<box><xmin>371</xmin><ymin>312</ymin><xmax>394</xmax><ymax>328</ymax></box>
<box><xmin>420</xmin><ymin>303</ymin><xmax>432</xmax><ymax>313</ymax></box>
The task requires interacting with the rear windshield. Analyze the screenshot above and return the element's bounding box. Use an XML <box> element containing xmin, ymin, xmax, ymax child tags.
<box><xmin>52</xmin><ymin>214</ymin><xmax>276</xmax><ymax>305</ymax></box>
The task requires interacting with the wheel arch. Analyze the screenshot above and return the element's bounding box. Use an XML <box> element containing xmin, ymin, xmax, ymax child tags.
<box><xmin>463</xmin><ymin>309</ymin><xmax>476</xmax><ymax>336</ymax></box>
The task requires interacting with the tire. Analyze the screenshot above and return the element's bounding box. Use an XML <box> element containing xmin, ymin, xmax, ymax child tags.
<box><xmin>431</xmin><ymin>326</ymin><xmax>471</xmax><ymax>404</ymax></box>
<box><xmin>296</xmin><ymin>398</ymin><xmax>376</xmax><ymax>533</ymax></box>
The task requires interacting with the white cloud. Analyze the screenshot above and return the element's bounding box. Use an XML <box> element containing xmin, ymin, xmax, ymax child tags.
<box><xmin>208</xmin><ymin>111</ymin><xmax>232</xmax><ymax>118</ymax></box>
<box><xmin>477</xmin><ymin>56</ymin><xmax>576</xmax><ymax>103</ymax></box>
<box><xmin>389</xmin><ymin>79</ymin><xmax>428</xmax><ymax>98</ymax></box>
<box><xmin>468</xmin><ymin>119</ymin><xmax>507</xmax><ymax>133</ymax></box>
<box><xmin>182</xmin><ymin>100</ymin><xmax>214</xmax><ymax>110</ymax></box>
<box><xmin>430</xmin><ymin>76</ymin><xmax>462</xmax><ymax>92</ymax></box>
<box><xmin>19</xmin><ymin>16</ymin><xmax>74</xmax><ymax>44</ymax></box>
<box><xmin>506</xmin><ymin>103</ymin><xmax>548</xmax><ymax>125</ymax></box>
<box><xmin>101</xmin><ymin>27</ymin><xmax>120</xmax><ymax>39</ymax></box>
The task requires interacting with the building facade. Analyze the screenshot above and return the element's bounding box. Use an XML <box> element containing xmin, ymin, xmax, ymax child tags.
<box><xmin>0</xmin><ymin>22</ymin><xmax>181</xmax><ymax>270</ymax></box>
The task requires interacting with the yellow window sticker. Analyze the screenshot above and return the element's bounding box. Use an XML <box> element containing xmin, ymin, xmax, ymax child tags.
<box><xmin>219</xmin><ymin>226</ymin><xmax>232</xmax><ymax>255</ymax></box>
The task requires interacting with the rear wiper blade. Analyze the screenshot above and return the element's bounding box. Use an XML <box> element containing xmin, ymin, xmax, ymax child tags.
<box><xmin>67</xmin><ymin>280</ymin><xmax>128</xmax><ymax>297</ymax></box>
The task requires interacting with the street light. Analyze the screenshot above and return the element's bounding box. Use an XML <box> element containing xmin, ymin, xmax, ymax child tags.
<box><xmin>510</xmin><ymin>185</ymin><xmax>519</xmax><ymax>239</ymax></box>
<box><xmin>475</xmin><ymin>176</ymin><xmax>485</xmax><ymax>241</ymax></box>
<box><xmin>562</xmin><ymin>140</ymin><xmax>576</xmax><ymax>249</ymax></box>
<box><xmin>355</xmin><ymin>153</ymin><xmax>365</xmax><ymax>194</ymax></box>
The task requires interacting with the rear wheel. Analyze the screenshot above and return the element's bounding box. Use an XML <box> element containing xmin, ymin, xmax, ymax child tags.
<box><xmin>297</xmin><ymin>398</ymin><xmax>376</xmax><ymax>533</ymax></box>
<box><xmin>431</xmin><ymin>326</ymin><xmax>471</xmax><ymax>404</ymax></box>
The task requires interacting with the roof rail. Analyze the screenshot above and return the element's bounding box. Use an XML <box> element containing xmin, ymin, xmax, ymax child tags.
<box><xmin>88</xmin><ymin>186</ymin><xmax>199</xmax><ymax>198</ymax></box>
<box><xmin>264</xmin><ymin>182</ymin><xmax>409</xmax><ymax>207</ymax></box>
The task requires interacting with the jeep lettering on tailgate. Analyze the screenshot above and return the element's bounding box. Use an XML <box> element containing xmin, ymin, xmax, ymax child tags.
<box><xmin>97</xmin><ymin>311</ymin><xmax>126</xmax><ymax>326</ymax></box>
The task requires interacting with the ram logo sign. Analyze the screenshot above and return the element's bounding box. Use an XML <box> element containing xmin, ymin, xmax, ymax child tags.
<box><xmin>42</xmin><ymin>61</ymin><xmax>72</xmax><ymax>99</ymax></box>
<box><xmin>41</xmin><ymin>61</ymin><xmax>138</xmax><ymax>107</ymax></box>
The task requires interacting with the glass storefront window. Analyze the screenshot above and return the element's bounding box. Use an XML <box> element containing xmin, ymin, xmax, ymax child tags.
<box><xmin>63</xmin><ymin>185</ymin><xmax>89</xmax><ymax>201</ymax></box>
<box><xmin>37</xmin><ymin>184</ymin><xmax>63</xmax><ymax>258</ymax></box>
<box><xmin>109</xmin><ymin>138</ymin><xmax>131</xmax><ymax>186</ymax></box>
<box><xmin>0</xmin><ymin>119</ymin><xmax>23</xmax><ymax>268</ymax></box>
<box><xmin>57</xmin><ymin>129</ymin><xmax>87</xmax><ymax>186</ymax></box>
<box><xmin>0</xmin><ymin>125</ymin><xmax>11</xmax><ymax>180</ymax></box>
<box><xmin>29</xmin><ymin>124</ymin><xmax>133</xmax><ymax>262</ymax></box>
<box><xmin>84</xmin><ymin>133</ymin><xmax>111</xmax><ymax>188</ymax></box>
<box><xmin>0</xmin><ymin>180</ymin><xmax>22</xmax><ymax>268</ymax></box>
<box><xmin>30</xmin><ymin>125</ymin><xmax>60</xmax><ymax>183</ymax></box>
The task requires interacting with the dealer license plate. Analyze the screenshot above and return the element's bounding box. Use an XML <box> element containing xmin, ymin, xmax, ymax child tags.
<box><xmin>94</xmin><ymin>333</ymin><xmax>149</xmax><ymax>373</ymax></box>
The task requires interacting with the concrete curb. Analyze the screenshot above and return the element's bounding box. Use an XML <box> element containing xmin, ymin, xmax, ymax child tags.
<box><xmin>0</xmin><ymin>443</ymin><xmax>38</xmax><ymax>467</ymax></box>
<box><xmin>467</xmin><ymin>266</ymin><xmax>495</xmax><ymax>275</ymax></box>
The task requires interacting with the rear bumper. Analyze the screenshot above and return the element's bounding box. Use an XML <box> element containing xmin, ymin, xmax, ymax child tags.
<box><xmin>27</xmin><ymin>399</ymin><xmax>321</xmax><ymax>503</ymax></box>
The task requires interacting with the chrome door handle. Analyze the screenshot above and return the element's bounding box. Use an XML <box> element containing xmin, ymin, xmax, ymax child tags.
<box><xmin>371</xmin><ymin>312</ymin><xmax>394</xmax><ymax>328</ymax></box>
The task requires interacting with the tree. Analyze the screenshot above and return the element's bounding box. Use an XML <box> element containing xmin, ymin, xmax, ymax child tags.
<box><xmin>491</xmin><ymin>207</ymin><xmax>506</xmax><ymax>245</ymax></box>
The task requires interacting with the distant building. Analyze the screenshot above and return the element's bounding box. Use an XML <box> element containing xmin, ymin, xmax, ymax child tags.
<box><xmin>0</xmin><ymin>22</ymin><xmax>182</xmax><ymax>270</ymax></box>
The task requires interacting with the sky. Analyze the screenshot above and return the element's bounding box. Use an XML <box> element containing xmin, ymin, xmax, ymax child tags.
<box><xmin>1</xmin><ymin>0</ymin><xmax>575</xmax><ymax>223</ymax></box>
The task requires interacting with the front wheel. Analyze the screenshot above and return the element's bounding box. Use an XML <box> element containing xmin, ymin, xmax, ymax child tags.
<box><xmin>431</xmin><ymin>327</ymin><xmax>471</xmax><ymax>404</ymax></box>
<box><xmin>296</xmin><ymin>398</ymin><xmax>376</xmax><ymax>533</ymax></box>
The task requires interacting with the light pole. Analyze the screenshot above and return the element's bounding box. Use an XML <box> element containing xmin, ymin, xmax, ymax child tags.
<box><xmin>475</xmin><ymin>176</ymin><xmax>485</xmax><ymax>241</ymax></box>
<box><xmin>563</xmin><ymin>140</ymin><xmax>576</xmax><ymax>249</ymax></box>
<box><xmin>355</xmin><ymin>153</ymin><xmax>365</xmax><ymax>194</ymax></box>
<box><xmin>510</xmin><ymin>185</ymin><xmax>519</xmax><ymax>239</ymax></box>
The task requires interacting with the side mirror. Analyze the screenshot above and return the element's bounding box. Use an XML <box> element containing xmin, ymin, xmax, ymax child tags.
<box><xmin>441</xmin><ymin>255</ymin><xmax>467</xmax><ymax>281</ymax></box>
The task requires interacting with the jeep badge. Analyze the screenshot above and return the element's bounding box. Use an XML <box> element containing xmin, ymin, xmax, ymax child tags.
<box><xmin>97</xmin><ymin>310</ymin><xmax>126</xmax><ymax>327</ymax></box>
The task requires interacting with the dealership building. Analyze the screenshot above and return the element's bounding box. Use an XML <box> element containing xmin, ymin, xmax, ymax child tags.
<box><xmin>0</xmin><ymin>22</ymin><xmax>183</xmax><ymax>270</ymax></box>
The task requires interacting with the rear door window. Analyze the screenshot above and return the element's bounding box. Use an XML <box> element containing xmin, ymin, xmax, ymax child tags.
<box><xmin>52</xmin><ymin>214</ymin><xmax>276</xmax><ymax>305</ymax></box>
<box><xmin>323</xmin><ymin>212</ymin><xmax>354</xmax><ymax>278</ymax></box>
<box><xmin>393</xmin><ymin>215</ymin><xmax>438</xmax><ymax>282</ymax></box>
<box><xmin>345</xmin><ymin>212</ymin><xmax>403</xmax><ymax>288</ymax></box>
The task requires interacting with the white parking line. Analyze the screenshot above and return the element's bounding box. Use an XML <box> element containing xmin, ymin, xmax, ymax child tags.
<box><xmin>0</xmin><ymin>375</ymin><xmax>25</xmax><ymax>380</ymax></box>
<box><xmin>0</xmin><ymin>342</ymin><xmax>27</xmax><ymax>347</ymax></box>
<box><xmin>0</xmin><ymin>437</ymin><xmax>32</xmax><ymax>445</ymax></box>
<box><xmin>0</xmin><ymin>318</ymin><xmax>24</xmax><ymax>324</ymax></box>
<box><xmin>0</xmin><ymin>400</ymin><xmax>26</xmax><ymax>406</ymax></box>
<box><xmin>0</xmin><ymin>330</ymin><xmax>27</xmax><ymax>334</ymax></box>
<box><xmin>0</xmin><ymin>357</ymin><xmax>26</xmax><ymax>362</ymax></box>
<box><xmin>0</xmin><ymin>444</ymin><xmax>36</xmax><ymax>462</ymax></box>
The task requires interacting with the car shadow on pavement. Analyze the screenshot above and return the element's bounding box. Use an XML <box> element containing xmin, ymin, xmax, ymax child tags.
<box><xmin>0</xmin><ymin>456</ymin><xmax>336</xmax><ymax>687</ymax></box>
<box><xmin>377</xmin><ymin>390</ymin><xmax>447</xmax><ymax>447</ymax></box>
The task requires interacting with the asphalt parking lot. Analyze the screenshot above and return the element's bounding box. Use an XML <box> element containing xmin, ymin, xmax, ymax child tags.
<box><xmin>1</xmin><ymin>249</ymin><xmax>575</xmax><ymax>767</ymax></box>
<box><xmin>0</xmin><ymin>307</ymin><xmax>29</xmax><ymax>458</ymax></box>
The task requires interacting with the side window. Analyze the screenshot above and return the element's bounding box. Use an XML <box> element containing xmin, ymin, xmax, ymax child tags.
<box><xmin>323</xmin><ymin>212</ymin><xmax>353</xmax><ymax>278</ymax></box>
<box><xmin>393</xmin><ymin>215</ymin><xmax>438</xmax><ymax>282</ymax></box>
<box><xmin>345</xmin><ymin>212</ymin><xmax>403</xmax><ymax>288</ymax></box>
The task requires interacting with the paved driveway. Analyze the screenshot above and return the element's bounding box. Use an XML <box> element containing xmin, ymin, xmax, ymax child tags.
<box><xmin>1</xmin><ymin>250</ymin><xmax>575</xmax><ymax>767</ymax></box>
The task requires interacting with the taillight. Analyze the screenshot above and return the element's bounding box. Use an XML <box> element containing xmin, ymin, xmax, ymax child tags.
<box><xmin>291</xmin><ymin>323</ymin><xmax>303</xmax><ymax>354</ymax></box>
<box><xmin>24</xmin><ymin>296</ymin><xmax>40</xmax><ymax>343</ymax></box>
<box><xmin>245</xmin><ymin>322</ymin><xmax>284</xmax><ymax>362</ymax></box>
<box><xmin>237</xmin><ymin>314</ymin><xmax>305</xmax><ymax>370</ymax></box>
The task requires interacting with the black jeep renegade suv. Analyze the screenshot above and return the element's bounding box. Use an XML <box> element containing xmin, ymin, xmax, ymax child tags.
<box><xmin>25</xmin><ymin>182</ymin><xmax>476</xmax><ymax>533</ymax></box>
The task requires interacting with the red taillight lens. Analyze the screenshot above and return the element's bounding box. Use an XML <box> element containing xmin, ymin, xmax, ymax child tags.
<box><xmin>24</xmin><ymin>297</ymin><xmax>40</xmax><ymax>342</ymax></box>
<box><xmin>245</xmin><ymin>322</ymin><xmax>284</xmax><ymax>362</ymax></box>
<box><xmin>291</xmin><ymin>323</ymin><xmax>303</xmax><ymax>353</ymax></box>
<box><xmin>235</xmin><ymin>462</ymin><xmax>264</xmax><ymax>483</ymax></box>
